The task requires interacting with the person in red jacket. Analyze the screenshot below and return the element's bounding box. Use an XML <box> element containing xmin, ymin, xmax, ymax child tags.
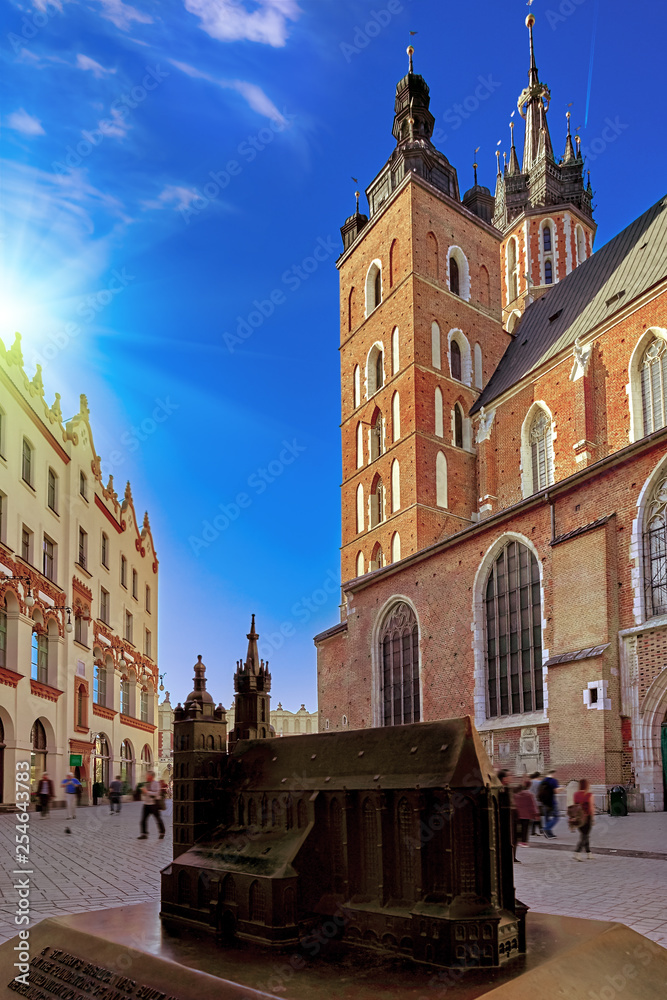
<box><xmin>514</xmin><ymin>779</ymin><xmax>541</xmax><ymax>846</ymax></box>
<box><xmin>573</xmin><ymin>778</ymin><xmax>595</xmax><ymax>860</ymax></box>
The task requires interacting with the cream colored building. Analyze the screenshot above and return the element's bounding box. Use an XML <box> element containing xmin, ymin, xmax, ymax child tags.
<box><xmin>0</xmin><ymin>333</ymin><xmax>159</xmax><ymax>805</ymax></box>
<box><xmin>225</xmin><ymin>701</ymin><xmax>317</xmax><ymax>736</ymax></box>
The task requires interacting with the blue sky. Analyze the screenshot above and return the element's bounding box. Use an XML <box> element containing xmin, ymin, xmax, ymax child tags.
<box><xmin>1</xmin><ymin>0</ymin><xmax>662</xmax><ymax>711</ymax></box>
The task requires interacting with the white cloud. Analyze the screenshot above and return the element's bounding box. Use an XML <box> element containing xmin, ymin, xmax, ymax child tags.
<box><xmin>170</xmin><ymin>59</ymin><xmax>286</xmax><ymax>124</ymax></box>
<box><xmin>98</xmin><ymin>106</ymin><xmax>129</xmax><ymax>139</ymax></box>
<box><xmin>142</xmin><ymin>185</ymin><xmax>203</xmax><ymax>212</ymax></box>
<box><xmin>89</xmin><ymin>0</ymin><xmax>153</xmax><ymax>31</ymax></box>
<box><xmin>6</xmin><ymin>109</ymin><xmax>46</xmax><ymax>136</ymax></box>
<box><xmin>183</xmin><ymin>0</ymin><xmax>300</xmax><ymax>47</ymax></box>
<box><xmin>76</xmin><ymin>53</ymin><xmax>116</xmax><ymax>78</ymax></box>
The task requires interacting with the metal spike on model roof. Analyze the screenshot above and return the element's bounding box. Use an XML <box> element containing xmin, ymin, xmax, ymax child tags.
<box><xmin>473</xmin><ymin>194</ymin><xmax>667</xmax><ymax>414</ymax></box>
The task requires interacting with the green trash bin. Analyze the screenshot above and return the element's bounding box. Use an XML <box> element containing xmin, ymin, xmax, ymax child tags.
<box><xmin>609</xmin><ymin>785</ymin><xmax>628</xmax><ymax>816</ymax></box>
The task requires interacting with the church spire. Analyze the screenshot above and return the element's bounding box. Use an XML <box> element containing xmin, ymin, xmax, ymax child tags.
<box><xmin>518</xmin><ymin>13</ymin><xmax>553</xmax><ymax>172</ymax></box>
<box><xmin>508</xmin><ymin>120</ymin><xmax>520</xmax><ymax>175</ymax></box>
<box><xmin>245</xmin><ymin>613</ymin><xmax>261</xmax><ymax>674</ymax></box>
<box><xmin>562</xmin><ymin>110</ymin><xmax>575</xmax><ymax>163</ymax></box>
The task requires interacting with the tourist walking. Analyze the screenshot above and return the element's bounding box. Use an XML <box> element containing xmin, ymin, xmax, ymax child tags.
<box><xmin>61</xmin><ymin>772</ymin><xmax>82</xmax><ymax>819</ymax></box>
<box><xmin>138</xmin><ymin>770</ymin><xmax>165</xmax><ymax>840</ymax></box>
<box><xmin>514</xmin><ymin>779</ymin><xmax>540</xmax><ymax>846</ymax></box>
<box><xmin>538</xmin><ymin>769</ymin><xmax>560</xmax><ymax>838</ymax></box>
<box><xmin>498</xmin><ymin>770</ymin><xmax>519</xmax><ymax>862</ymax></box>
<box><xmin>37</xmin><ymin>772</ymin><xmax>54</xmax><ymax>818</ymax></box>
<box><xmin>109</xmin><ymin>774</ymin><xmax>123</xmax><ymax>815</ymax></box>
<box><xmin>572</xmin><ymin>778</ymin><xmax>595</xmax><ymax>860</ymax></box>
<box><xmin>529</xmin><ymin>771</ymin><xmax>542</xmax><ymax>835</ymax></box>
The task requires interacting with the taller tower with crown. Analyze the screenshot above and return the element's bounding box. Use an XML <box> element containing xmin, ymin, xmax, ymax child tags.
<box><xmin>172</xmin><ymin>655</ymin><xmax>227</xmax><ymax>858</ymax></box>
<box><xmin>338</xmin><ymin>46</ymin><xmax>511</xmax><ymax>588</ymax></box>
<box><xmin>494</xmin><ymin>14</ymin><xmax>596</xmax><ymax>331</ymax></box>
<box><xmin>228</xmin><ymin>614</ymin><xmax>273</xmax><ymax>751</ymax></box>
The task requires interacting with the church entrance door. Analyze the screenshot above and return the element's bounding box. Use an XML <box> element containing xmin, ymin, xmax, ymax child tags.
<box><xmin>662</xmin><ymin>723</ymin><xmax>667</xmax><ymax>811</ymax></box>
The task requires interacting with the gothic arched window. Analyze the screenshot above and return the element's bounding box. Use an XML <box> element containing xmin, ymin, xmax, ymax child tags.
<box><xmin>644</xmin><ymin>472</ymin><xmax>667</xmax><ymax>618</ymax></box>
<box><xmin>247</xmin><ymin>798</ymin><xmax>257</xmax><ymax>827</ymax></box>
<box><xmin>249</xmin><ymin>881</ymin><xmax>266</xmax><ymax>923</ymax></box>
<box><xmin>544</xmin><ymin>259</ymin><xmax>553</xmax><ymax>284</ymax></box>
<box><xmin>485</xmin><ymin>540</ymin><xmax>542</xmax><ymax>717</ymax></box>
<box><xmin>374</xmin><ymin>268</ymin><xmax>382</xmax><ymax>307</ymax></box>
<box><xmin>449</xmin><ymin>256</ymin><xmax>460</xmax><ymax>297</ymax></box>
<box><xmin>507</xmin><ymin>238</ymin><xmax>518</xmax><ymax>301</ymax></box>
<box><xmin>641</xmin><ymin>338</ymin><xmax>667</xmax><ymax>435</ymax></box>
<box><xmin>370</xmin><ymin>410</ymin><xmax>383</xmax><ymax>461</ymax></box>
<box><xmin>380</xmin><ymin>602</ymin><xmax>420</xmax><ymax>726</ymax></box>
<box><xmin>529</xmin><ymin>409</ymin><xmax>554</xmax><ymax>492</ymax></box>
<box><xmin>397</xmin><ymin>798</ymin><xmax>416</xmax><ymax>902</ymax></box>
<box><xmin>542</xmin><ymin>225</ymin><xmax>552</xmax><ymax>252</ymax></box>
<box><xmin>454</xmin><ymin>403</ymin><xmax>464</xmax><ymax>448</ymax></box>
<box><xmin>370</xmin><ymin>476</ymin><xmax>383</xmax><ymax>528</ymax></box>
<box><xmin>361</xmin><ymin>799</ymin><xmax>379</xmax><ymax>896</ymax></box>
<box><xmin>367</xmin><ymin>345</ymin><xmax>384</xmax><ymax>396</ymax></box>
<box><xmin>450</xmin><ymin>340</ymin><xmax>462</xmax><ymax>381</ymax></box>
<box><xmin>330</xmin><ymin>799</ymin><xmax>344</xmax><ymax>892</ymax></box>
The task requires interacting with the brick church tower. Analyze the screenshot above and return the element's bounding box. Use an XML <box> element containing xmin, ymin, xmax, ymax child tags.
<box><xmin>338</xmin><ymin>47</ymin><xmax>510</xmax><ymax>586</ymax></box>
<box><xmin>228</xmin><ymin>614</ymin><xmax>273</xmax><ymax>751</ymax></box>
<box><xmin>172</xmin><ymin>656</ymin><xmax>227</xmax><ymax>858</ymax></box>
<box><xmin>494</xmin><ymin>14</ymin><xmax>596</xmax><ymax>331</ymax></box>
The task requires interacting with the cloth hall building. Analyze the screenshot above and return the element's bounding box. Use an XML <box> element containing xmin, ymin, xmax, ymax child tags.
<box><xmin>315</xmin><ymin>17</ymin><xmax>667</xmax><ymax>810</ymax></box>
<box><xmin>0</xmin><ymin>333</ymin><xmax>159</xmax><ymax>804</ymax></box>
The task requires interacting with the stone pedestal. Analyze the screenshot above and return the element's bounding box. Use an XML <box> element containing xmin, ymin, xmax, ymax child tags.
<box><xmin>1</xmin><ymin>902</ymin><xmax>666</xmax><ymax>1000</ymax></box>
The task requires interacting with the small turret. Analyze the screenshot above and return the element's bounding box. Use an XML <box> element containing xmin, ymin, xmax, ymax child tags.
<box><xmin>228</xmin><ymin>615</ymin><xmax>274</xmax><ymax>751</ymax></box>
<box><xmin>562</xmin><ymin>111</ymin><xmax>575</xmax><ymax>163</ymax></box>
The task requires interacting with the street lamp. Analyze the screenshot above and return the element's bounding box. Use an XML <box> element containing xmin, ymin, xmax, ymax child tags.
<box><xmin>5</xmin><ymin>574</ymin><xmax>35</xmax><ymax>607</ymax></box>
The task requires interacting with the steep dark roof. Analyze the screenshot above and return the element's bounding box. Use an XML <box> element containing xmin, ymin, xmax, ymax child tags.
<box><xmin>472</xmin><ymin>194</ymin><xmax>667</xmax><ymax>414</ymax></box>
<box><xmin>227</xmin><ymin>716</ymin><xmax>498</xmax><ymax>792</ymax></box>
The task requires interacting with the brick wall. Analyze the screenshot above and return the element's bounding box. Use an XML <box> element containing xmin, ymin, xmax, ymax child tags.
<box><xmin>317</xmin><ymin>438</ymin><xmax>667</xmax><ymax>785</ymax></box>
<box><xmin>551</xmin><ymin>528</ymin><xmax>608</xmax><ymax>652</ymax></box>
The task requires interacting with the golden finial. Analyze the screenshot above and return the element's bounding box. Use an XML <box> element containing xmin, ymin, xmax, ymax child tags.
<box><xmin>407</xmin><ymin>45</ymin><xmax>414</xmax><ymax>74</ymax></box>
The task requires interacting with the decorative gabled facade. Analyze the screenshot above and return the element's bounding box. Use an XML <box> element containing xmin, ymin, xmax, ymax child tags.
<box><xmin>315</xmin><ymin>16</ymin><xmax>667</xmax><ymax>812</ymax></box>
<box><xmin>0</xmin><ymin>333</ymin><xmax>159</xmax><ymax>804</ymax></box>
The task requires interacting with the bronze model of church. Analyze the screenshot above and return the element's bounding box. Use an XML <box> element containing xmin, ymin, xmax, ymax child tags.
<box><xmin>161</xmin><ymin>618</ymin><xmax>526</xmax><ymax>969</ymax></box>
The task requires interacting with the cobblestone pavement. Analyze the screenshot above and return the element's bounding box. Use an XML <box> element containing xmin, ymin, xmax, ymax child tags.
<box><xmin>513</xmin><ymin>809</ymin><xmax>667</xmax><ymax>950</ymax></box>
<box><xmin>0</xmin><ymin>801</ymin><xmax>172</xmax><ymax>944</ymax></box>
<box><xmin>0</xmin><ymin>804</ymin><xmax>665</xmax><ymax>950</ymax></box>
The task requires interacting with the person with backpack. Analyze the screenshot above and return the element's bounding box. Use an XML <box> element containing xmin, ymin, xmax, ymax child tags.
<box><xmin>570</xmin><ymin>778</ymin><xmax>595</xmax><ymax>860</ymax></box>
<box><xmin>537</xmin><ymin>769</ymin><xmax>560</xmax><ymax>838</ymax></box>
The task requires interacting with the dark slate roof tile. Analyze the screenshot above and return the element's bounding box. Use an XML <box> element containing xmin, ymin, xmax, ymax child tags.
<box><xmin>472</xmin><ymin>194</ymin><xmax>667</xmax><ymax>414</ymax></box>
